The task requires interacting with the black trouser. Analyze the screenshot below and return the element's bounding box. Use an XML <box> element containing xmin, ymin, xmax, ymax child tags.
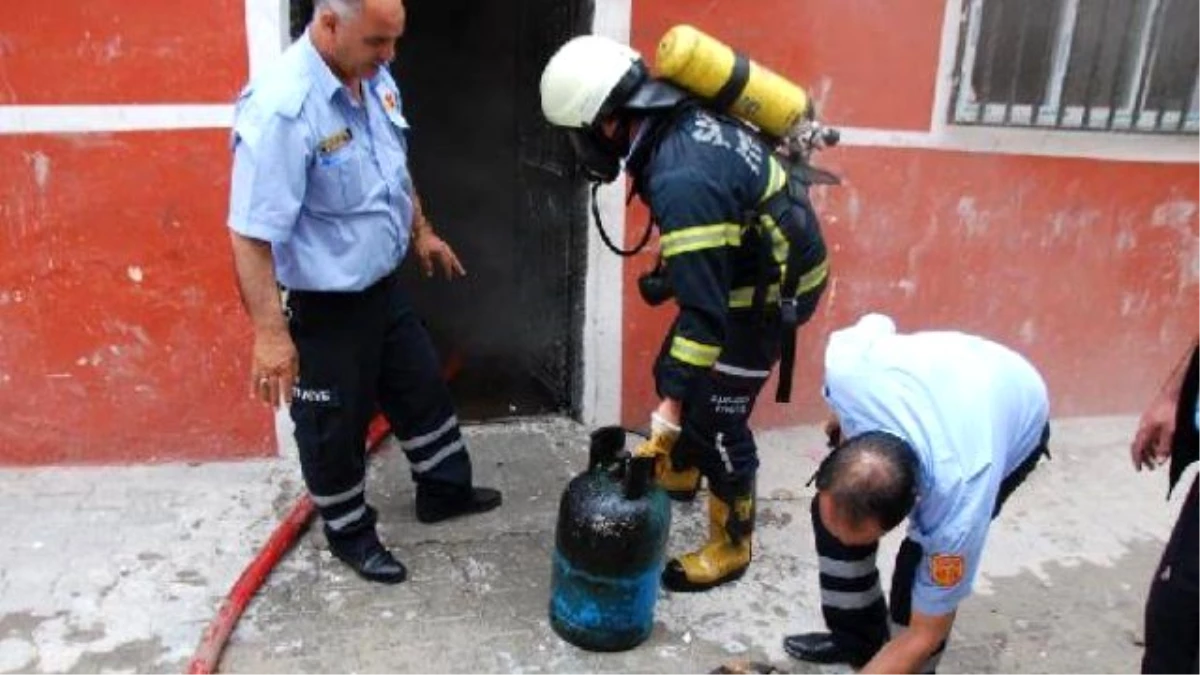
<box><xmin>663</xmin><ymin>317</ymin><xmax>781</xmax><ymax>494</ymax></box>
<box><xmin>1142</xmin><ymin>477</ymin><xmax>1199</xmax><ymax>674</ymax></box>
<box><xmin>286</xmin><ymin>272</ymin><xmax>471</xmax><ymax>542</ymax></box>
<box><xmin>813</xmin><ymin>424</ymin><xmax>1052</xmax><ymax>669</ymax></box>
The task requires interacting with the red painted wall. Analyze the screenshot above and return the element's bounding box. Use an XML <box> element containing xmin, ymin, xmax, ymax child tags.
<box><xmin>0</xmin><ymin>0</ymin><xmax>247</xmax><ymax>104</ymax></box>
<box><xmin>0</xmin><ymin>132</ymin><xmax>271</xmax><ymax>464</ymax></box>
<box><xmin>0</xmin><ymin>1</ymin><xmax>269</xmax><ymax>465</ymax></box>
<box><xmin>623</xmin><ymin>0</ymin><xmax>1200</xmax><ymax>427</ymax></box>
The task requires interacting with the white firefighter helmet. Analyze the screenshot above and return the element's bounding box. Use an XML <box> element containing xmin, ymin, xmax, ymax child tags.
<box><xmin>540</xmin><ymin>35</ymin><xmax>646</xmax><ymax>128</ymax></box>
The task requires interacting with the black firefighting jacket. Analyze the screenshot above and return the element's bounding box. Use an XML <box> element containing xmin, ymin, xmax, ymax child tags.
<box><xmin>628</xmin><ymin>103</ymin><xmax>829</xmax><ymax>401</ymax></box>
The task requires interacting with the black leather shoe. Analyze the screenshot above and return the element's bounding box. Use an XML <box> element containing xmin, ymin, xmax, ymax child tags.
<box><xmin>416</xmin><ymin>485</ymin><xmax>502</xmax><ymax>524</ymax></box>
<box><xmin>330</xmin><ymin>538</ymin><xmax>407</xmax><ymax>585</ymax></box>
<box><xmin>782</xmin><ymin>632</ymin><xmax>870</xmax><ymax>667</ymax></box>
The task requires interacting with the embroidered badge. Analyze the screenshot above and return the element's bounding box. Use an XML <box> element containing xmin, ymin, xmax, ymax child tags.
<box><xmin>930</xmin><ymin>554</ymin><xmax>965</xmax><ymax>587</ymax></box>
<box><xmin>382</xmin><ymin>90</ymin><xmax>398</xmax><ymax>112</ymax></box>
<box><xmin>318</xmin><ymin>128</ymin><xmax>352</xmax><ymax>154</ymax></box>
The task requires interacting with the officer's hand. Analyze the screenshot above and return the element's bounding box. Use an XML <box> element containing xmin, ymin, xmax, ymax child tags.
<box><xmin>415</xmin><ymin>231</ymin><xmax>466</xmax><ymax>280</ymax></box>
<box><xmin>251</xmin><ymin>329</ymin><xmax>299</xmax><ymax>408</ymax></box>
<box><xmin>1131</xmin><ymin>394</ymin><xmax>1176</xmax><ymax>471</ymax></box>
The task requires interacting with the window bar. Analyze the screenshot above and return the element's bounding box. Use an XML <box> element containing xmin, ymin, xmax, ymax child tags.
<box><xmin>1048</xmin><ymin>0</ymin><xmax>1081</xmax><ymax>128</ymax></box>
<box><xmin>976</xmin><ymin>0</ymin><xmax>1005</xmax><ymax>122</ymax></box>
<box><xmin>1107</xmin><ymin>0</ymin><xmax>1140</xmax><ymax>129</ymax></box>
<box><xmin>1147</xmin><ymin>0</ymin><xmax>1176</xmax><ymax>130</ymax></box>
<box><xmin>1130</xmin><ymin>0</ymin><xmax>1166</xmax><ymax>130</ymax></box>
<box><xmin>1178</xmin><ymin>68</ymin><xmax>1199</xmax><ymax>131</ymax></box>
<box><xmin>951</xmin><ymin>0</ymin><xmax>983</xmax><ymax>124</ymax></box>
<box><xmin>1032</xmin><ymin>0</ymin><xmax>1063</xmax><ymax>126</ymax></box>
<box><xmin>1082</xmin><ymin>0</ymin><xmax>1116</xmax><ymax>129</ymax></box>
<box><xmin>1004</xmin><ymin>0</ymin><xmax>1033</xmax><ymax>125</ymax></box>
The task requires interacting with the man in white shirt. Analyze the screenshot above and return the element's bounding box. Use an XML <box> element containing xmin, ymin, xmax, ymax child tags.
<box><xmin>784</xmin><ymin>313</ymin><xmax>1050</xmax><ymax>673</ymax></box>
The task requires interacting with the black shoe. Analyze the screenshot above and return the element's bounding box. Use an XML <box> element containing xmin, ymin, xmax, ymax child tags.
<box><xmin>415</xmin><ymin>485</ymin><xmax>502</xmax><ymax>524</ymax></box>
<box><xmin>782</xmin><ymin>632</ymin><xmax>871</xmax><ymax>667</ymax></box>
<box><xmin>329</xmin><ymin>537</ymin><xmax>407</xmax><ymax>585</ymax></box>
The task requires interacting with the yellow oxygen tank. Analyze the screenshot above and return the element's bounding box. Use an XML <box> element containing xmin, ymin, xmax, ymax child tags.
<box><xmin>655</xmin><ymin>24</ymin><xmax>810</xmax><ymax>139</ymax></box>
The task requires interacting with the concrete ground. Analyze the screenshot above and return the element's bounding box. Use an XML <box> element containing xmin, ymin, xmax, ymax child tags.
<box><xmin>0</xmin><ymin>415</ymin><xmax>1190</xmax><ymax>674</ymax></box>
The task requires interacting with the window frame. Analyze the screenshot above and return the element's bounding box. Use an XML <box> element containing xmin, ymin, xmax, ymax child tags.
<box><xmin>949</xmin><ymin>0</ymin><xmax>1199</xmax><ymax>134</ymax></box>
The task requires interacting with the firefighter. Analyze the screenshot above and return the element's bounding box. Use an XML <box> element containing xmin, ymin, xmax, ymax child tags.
<box><xmin>226</xmin><ymin>0</ymin><xmax>501</xmax><ymax>585</ymax></box>
<box><xmin>784</xmin><ymin>313</ymin><xmax>1051</xmax><ymax>672</ymax></box>
<box><xmin>1130</xmin><ymin>339</ymin><xmax>1198</xmax><ymax>674</ymax></box>
<box><xmin>539</xmin><ymin>35</ymin><xmax>830</xmax><ymax>592</ymax></box>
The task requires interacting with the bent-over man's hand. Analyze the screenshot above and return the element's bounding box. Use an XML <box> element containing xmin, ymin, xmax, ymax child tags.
<box><xmin>414</xmin><ymin>230</ymin><xmax>466</xmax><ymax>280</ymax></box>
<box><xmin>251</xmin><ymin>328</ymin><xmax>299</xmax><ymax>408</ymax></box>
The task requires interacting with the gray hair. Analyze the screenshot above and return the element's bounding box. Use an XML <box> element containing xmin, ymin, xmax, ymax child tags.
<box><xmin>315</xmin><ymin>0</ymin><xmax>362</xmax><ymax>19</ymax></box>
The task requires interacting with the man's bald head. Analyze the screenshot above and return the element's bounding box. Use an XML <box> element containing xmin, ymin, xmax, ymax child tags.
<box><xmin>816</xmin><ymin>430</ymin><xmax>919</xmax><ymax>534</ymax></box>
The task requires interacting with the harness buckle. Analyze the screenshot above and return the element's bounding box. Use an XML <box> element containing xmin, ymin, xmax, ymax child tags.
<box><xmin>779</xmin><ymin>297</ymin><xmax>799</xmax><ymax>327</ymax></box>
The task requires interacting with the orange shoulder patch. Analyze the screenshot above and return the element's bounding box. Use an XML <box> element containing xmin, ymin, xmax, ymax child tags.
<box><xmin>929</xmin><ymin>554</ymin><xmax>965</xmax><ymax>587</ymax></box>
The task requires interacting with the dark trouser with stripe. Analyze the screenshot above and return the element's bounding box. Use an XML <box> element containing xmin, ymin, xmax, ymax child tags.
<box><xmin>814</xmin><ymin>424</ymin><xmax>1051</xmax><ymax>670</ymax></box>
<box><xmin>665</xmin><ymin>317</ymin><xmax>781</xmax><ymax>491</ymax></box>
<box><xmin>1141</xmin><ymin>477</ymin><xmax>1198</xmax><ymax>674</ymax></box>
<box><xmin>287</xmin><ymin>272</ymin><xmax>471</xmax><ymax>544</ymax></box>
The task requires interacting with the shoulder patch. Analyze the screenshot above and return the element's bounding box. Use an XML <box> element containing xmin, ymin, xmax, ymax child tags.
<box><xmin>929</xmin><ymin>554</ymin><xmax>965</xmax><ymax>587</ymax></box>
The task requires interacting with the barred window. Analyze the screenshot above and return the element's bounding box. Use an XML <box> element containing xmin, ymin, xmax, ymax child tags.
<box><xmin>950</xmin><ymin>0</ymin><xmax>1199</xmax><ymax>133</ymax></box>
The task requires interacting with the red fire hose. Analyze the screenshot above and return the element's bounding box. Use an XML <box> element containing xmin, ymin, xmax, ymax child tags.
<box><xmin>185</xmin><ymin>414</ymin><xmax>392</xmax><ymax>674</ymax></box>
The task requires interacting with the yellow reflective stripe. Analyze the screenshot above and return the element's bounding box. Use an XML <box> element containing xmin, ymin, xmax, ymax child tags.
<box><xmin>796</xmin><ymin>259</ymin><xmax>830</xmax><ymax>294</ymax></box>
<box><xmin>729</xmin><ymin>284</ymin><xmax>780</xmax><ymax>309</ymax></box>
<box><xmin>759</xmin><ymin>157</ymin><xmax>787</xmax><ymax>204</ymax></box>
<box><xmin>759</xmin><ymin>215</ymin><xmax>789</xmax><ymax>264</ymax></box>
<box><xmin>669</xmin><ymin>335</ymin><xmax>721</xmax><ymax>367</ymax></box>
<box><xmin>660</xmin><ymin>223</ymin><xmax>742</xmax><ymax>258</ymax></box>
<box><xmin>727</xmin><ymin>259</ymin><xmax>829</xmax><ymax>309</ymax></box>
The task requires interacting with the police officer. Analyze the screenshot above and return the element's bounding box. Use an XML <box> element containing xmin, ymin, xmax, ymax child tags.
<box><xmin>539</xmin><ymin>36</ymin><xmax>829</xmax><ymax>592</ymax></box>
<box><xmin>1130</xmin><ymin>339</ymin><xmax>1198</xmax><ymax>674</ymax></box>
<box><xmin>226</xmin><ymin>0</ymin><xmax>501</xmax><ymax>585</ymax></box>
<box><xmin>783</xmin><ymin>313</ymin><xmax>1051</xmax><ymax>673</ymax></box>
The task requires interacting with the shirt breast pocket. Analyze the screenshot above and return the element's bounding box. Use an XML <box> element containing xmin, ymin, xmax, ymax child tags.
<box><xmin>377</xmin><ymin>112</ymin><xmax>410</xmax><ymax>192</ymax></box>
<box><xmin>308</xmin><ymin>143</ymin><xmax>365</xmax><ymax>212</ymax></box>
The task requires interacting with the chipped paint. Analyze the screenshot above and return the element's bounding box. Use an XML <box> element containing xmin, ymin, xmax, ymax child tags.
<box><xmin>1151</xmin><ymin>199</ymin><xmax>1199</xmax><ymax>229</ymax></box>
<box><xmin>27</xmin><ymin>151</ymin><xmax>49</xmax><ymax>192</ymax></box>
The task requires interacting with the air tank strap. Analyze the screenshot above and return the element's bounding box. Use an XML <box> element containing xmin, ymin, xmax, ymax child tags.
<box><xmin>711</xmin><ymin>53</ymin><xmax>752</xmax><ymax>113</ymax></box>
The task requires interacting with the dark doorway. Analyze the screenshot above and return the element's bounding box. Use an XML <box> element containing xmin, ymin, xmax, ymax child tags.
<box><xmin>289</xmin><ymin>0</ymin><xmax>592</xmax><ymax>420</ymax></box>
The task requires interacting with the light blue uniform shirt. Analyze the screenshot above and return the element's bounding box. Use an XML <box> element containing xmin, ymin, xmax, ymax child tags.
<box><xmin>227</xmin><ymin>33</ymin><xmax>414</xmax><ymax>291</ymax></box>
<box><xmin>823</xmin><ymin>314</ymin><xmax>1050</xmax><ymax>617</ymax></box>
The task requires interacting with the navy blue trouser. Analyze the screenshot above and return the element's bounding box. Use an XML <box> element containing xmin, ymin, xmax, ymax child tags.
<box><xmin>660</xmin><ymin>316</ymin><xmax>782</xmax><ymax>496</ymax></box>
<box><xmin>1142</xmin><ymin>477</ymin><xmax>1198</xmax><ymax>674</ymax></box>
<box><xmin>286</xmin><ymin>272</ymin><xmax>471</xmax><ymax>541</ymax></box>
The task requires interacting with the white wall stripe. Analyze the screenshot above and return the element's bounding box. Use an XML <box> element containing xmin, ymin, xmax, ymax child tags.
<box><xmin>0</xmin><ymin>105</ymin><xmax>235</xmax><ymax>134</ymax></box>
<box><xmin>0</xmin><ymin>103</ymin><xmax>1190</xmax><ymax>165</ymax></box>
<box><xmin>245</xmin><ymin>0</ymin><xmax>289</xmax><ymax>79</ymax></box>
<box><xmin>837</xmin><ymin>124</ymin><xmax>1199</xmax><ymax>164</ymax></box>
<box><xmin>581</xmin><ymin>0</ymin><xmax>632</xmax><ymax>427</ymax></box>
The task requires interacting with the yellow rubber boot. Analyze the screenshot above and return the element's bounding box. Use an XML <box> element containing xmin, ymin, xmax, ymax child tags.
<box><xmin>656</xmin><ymin>462</ymin><xmax>702</xmax><ymax>502</ymax></box>
<box><xmin>661</xmin><ymin>482</ymin><xmax>754</xmax><ymax>592</ymax></box>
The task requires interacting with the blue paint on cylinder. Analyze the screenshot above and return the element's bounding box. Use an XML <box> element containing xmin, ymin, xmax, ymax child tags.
<box><xmin>549</xmin><ymin>550</ymin><xmax>662</xmax><ymax>651</ymax></box>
